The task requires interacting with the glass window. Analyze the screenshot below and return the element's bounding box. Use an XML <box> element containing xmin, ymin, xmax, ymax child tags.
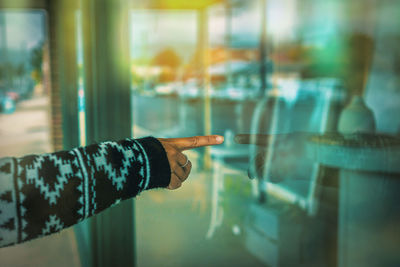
<box><xmin>2</xmin><ymin>1</ymin><xmax>398</xmax><ymax>266</ymax></box>
<box><xmin>130</xmin><ymin>4</ymin><xmax>263</xmax><ymax>266</ymax></box>
<box><xmin>131</xmin><ymin>1</ymin><xmax>400</xmax><ymax>266</ymax></box>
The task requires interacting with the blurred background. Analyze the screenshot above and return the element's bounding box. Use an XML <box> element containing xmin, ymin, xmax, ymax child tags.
<box><xmin>0</xmin><ymin>0</ymin><xmax>399</xmax><ymax>266</ymax></box>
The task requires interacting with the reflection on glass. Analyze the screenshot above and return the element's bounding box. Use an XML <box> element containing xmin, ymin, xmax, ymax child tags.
<box><xmin>131</xmin><ymin>0</ymin><xmax>400</xmax><ymax>266</ymax></box>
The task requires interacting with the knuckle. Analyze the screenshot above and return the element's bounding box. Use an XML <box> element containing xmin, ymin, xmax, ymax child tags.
<box><xmin>178</xmin><ymin>152</ymin><xmax>185</xmax><ymax>161</ymax></box>
<box><xmin>171</xmin><ymin>162</ymin><xmax>178</xmax><ymax>170</ymax></box>
<box><xmin>169</xmin><ymin>148</ymin><xmax>177</xmax><ymax>155</ymax></box>
<box><xmin>176</xmin><ymin>169</ymin><xmax>184</xmax><ymax>178</ymax></box>
<box><xmin>191</xmin><ymin>137</ymin><xmax>198</xmax><ymax>147</ymax></box>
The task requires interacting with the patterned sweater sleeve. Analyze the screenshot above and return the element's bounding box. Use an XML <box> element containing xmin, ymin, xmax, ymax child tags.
<box><xmin>0</xmin><ymin>136</ymin><xmax>170</xmax><ymax>248</ymax></box>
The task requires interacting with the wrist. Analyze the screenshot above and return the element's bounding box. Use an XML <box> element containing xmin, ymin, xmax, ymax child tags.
<box><xmin>133</xmin><ymin>137</ymin><xmax>171</xmax><ymax>190</ymax></box>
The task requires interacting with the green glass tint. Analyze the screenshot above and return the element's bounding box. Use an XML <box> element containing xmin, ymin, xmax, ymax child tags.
<box><xmin>131</xmin><ymin>0</ymin><xmax>400</xmax><ymax>267</ymax></box>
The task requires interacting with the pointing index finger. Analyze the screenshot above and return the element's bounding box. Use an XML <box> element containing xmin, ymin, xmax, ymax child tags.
<box><xmin>234</xmin><ymin>134</ymin><xmax>270</xmax><ymax>146</ymax></box>
<box><xmin>234</xmin><ymin>132</ymin><xmax>312</xmax><ymax>146</ymax></box>
<box><xmin>173</xmin><ymin>135</ymin><xmax>224</xmax><ymax>151</ymax></box>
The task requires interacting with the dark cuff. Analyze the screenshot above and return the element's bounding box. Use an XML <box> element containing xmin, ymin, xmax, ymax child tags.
<box><xmin>135</xmin><ymin>137</ymin><xmax>171</xmax><ymax>189</ymax></box>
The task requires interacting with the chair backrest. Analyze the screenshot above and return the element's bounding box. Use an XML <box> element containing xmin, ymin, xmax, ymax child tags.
<box><xmin>249</xmin><ymin>78</ymin><xmax>344</xmax><ymax>213</ymax></box>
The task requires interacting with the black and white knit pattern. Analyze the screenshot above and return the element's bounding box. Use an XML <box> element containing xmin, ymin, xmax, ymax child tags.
<box><xmin>0</xmin><ymin>137</ymin><xmax>170</xmax><ymax>248</ymax></box>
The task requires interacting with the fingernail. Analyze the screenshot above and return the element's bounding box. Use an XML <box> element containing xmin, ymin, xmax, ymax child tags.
<box><xmin>216</xmin><ymin>135</ymin><xmax>224</xmax><ymax>143</ymax></box>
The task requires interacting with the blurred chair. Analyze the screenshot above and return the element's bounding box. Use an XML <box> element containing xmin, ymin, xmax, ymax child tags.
<box><xmin>207</xmin><ymin>78</ymin><xmax>345</xmax><ymax>266</ymax></box>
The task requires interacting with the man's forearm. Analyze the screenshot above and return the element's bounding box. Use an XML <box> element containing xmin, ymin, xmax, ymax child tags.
<box><xmin>0</xmin><ymin>137</ymin><xmax>170</xmax><ymax>248</ymax></box>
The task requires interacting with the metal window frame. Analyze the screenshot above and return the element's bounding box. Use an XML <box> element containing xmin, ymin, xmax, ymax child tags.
<box><xmin>80</xmin><ymin>0</ymin><xmax>134</xmax><ymax>266</ymax></box>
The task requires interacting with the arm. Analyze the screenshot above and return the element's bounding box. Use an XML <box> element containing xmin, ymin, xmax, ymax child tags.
<box><xmin>0</xmin><ymin>135</ymin><xmax>223</xmax><ymax>248</ymax></box>
<box><xmin>0</xmin><ymin>137</ymin><xmax>170</xmax><ymax>248</ymax></box>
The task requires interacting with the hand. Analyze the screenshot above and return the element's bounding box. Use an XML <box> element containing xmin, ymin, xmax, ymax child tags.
<box><xmin>234</xmin><ymin>132</ymin><xmax>310</xmax><ymax>182</ymax></box>
<box><xmin>158</xmin><ymin>135</ymin><xmax>224</xmax><ymax>190</ymax></box>
<box><xmin>234</xmin><ymin>132</ymin><xmax>311</xmax><ymax>146</ymax></box>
